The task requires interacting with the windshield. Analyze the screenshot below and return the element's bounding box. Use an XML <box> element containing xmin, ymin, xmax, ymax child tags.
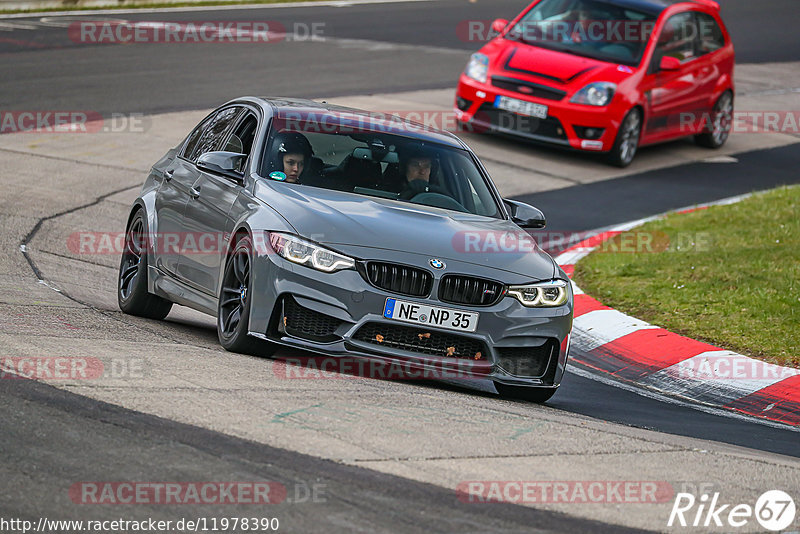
<box><xmin>261</xmin><ymin>120</ymin><xmax>502</xmax><ymax>219</ymax></box>
<box><xmin>506</xmin><ymin>0</ymin><xmax>657</xmax><ymax>65</ymax></box>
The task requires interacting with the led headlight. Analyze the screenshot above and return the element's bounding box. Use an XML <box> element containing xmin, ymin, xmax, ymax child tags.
<box><xmin>465</xmin><ymin>53</ymin><xmax>489</xmax><ymax>83</ymax></box>
<box><xmin>507</xmin><ymin>279</ymin><xmax>569</xmax><ymax>307</ymax></box>
<box><xmin>268</xmin><ymin>232</ymin><xmax>355</xmax><ymax>273</ymax></box>
<box><xmin>570</xmin><ymin>82</ymin><xmax>617</xmax><ymax>106</ymax></box>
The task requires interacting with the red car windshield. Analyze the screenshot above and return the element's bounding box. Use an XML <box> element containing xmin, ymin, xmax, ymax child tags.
<box><xmin>506</xmin><ymin>0</ymin><xmax>658</xmax><ymax>66</ymax></box>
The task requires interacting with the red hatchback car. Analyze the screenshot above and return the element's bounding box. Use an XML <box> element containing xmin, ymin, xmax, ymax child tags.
<box><xmin>455</xmin><ymin>0</ymin><xmax>734</xmax><ymax>166</ymax></box>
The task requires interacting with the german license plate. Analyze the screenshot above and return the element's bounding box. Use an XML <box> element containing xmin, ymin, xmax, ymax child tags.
<box><xmin>495</xmin><ymin>95</ymin><xmax>548</xmax><ymax>119</ymax></box>
<box><xmin>382</xmin><ymin>298</ymin><xmax>479</xmax><ymax>333</ymax></box>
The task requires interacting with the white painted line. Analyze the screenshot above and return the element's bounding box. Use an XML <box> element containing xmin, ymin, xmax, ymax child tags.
<box><xmin>0</xmin><ymin>21</ymin><xmax>40</xmax><ymax>29</ymax></box>
<box><xmin>572</xmin><ymin>309</ymin><xmax>658</xmax><ymax>351</ymax></box>
<box><xmin>0</xmin><ymin>0</ymin><xmax>437</xmax><ymax>19</ymax></box>
<box><xmin>37</xmin><ymin>279</ymin><xmax>62</xmax><ymax>292</ymax></box>
<box><xmin>702</xmin><ymin>155</ymin><xmax>738</xmax><ymax>164</ymax></box>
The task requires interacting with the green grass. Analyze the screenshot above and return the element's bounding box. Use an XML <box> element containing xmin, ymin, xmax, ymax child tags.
<box><xmin>573</xmin><ymin>185</ymin><xmax>800</xmax><ymax>368</ymax></box>
<box><xmin>0</xmin><ymin>0</ymin><xmax>314</xmax><ymax>15</ymax></box>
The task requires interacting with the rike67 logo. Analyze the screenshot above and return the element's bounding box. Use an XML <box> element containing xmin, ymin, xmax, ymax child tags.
<box><xmin>668</xmin><ymin>490</ymin><xmax>796</xmax><ymax>531</ymax></box>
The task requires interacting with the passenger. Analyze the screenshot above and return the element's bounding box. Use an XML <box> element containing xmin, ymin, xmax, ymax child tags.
<box><xmin>269</xmin><ymin>132</ymin><xmax>314</xmax><ymax>183</ymax></box>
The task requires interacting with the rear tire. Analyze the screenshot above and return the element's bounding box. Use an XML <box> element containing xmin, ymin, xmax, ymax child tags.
<box><xmin>695</xmin><ymin>91</ymin><xmax>733</xmax><ymax>148</ymax></box>
<box><xmin>495</xmin><ymin>383</ymin><xmax>557</xmax><ymax>403</ymax></box>
<box><xmin>607</xmin><ymin>108</ymin><xmax>642</xmax><ymax>168</ymax></box>
<box><xmin>118</xmin><ymin>210</ymin><xmax>173</xmax><ymax>320</ymax></box>
<box><xmin>217</xmin><ymin>234</ymin><xmax>277</xmax><ymax>357</ymax></box>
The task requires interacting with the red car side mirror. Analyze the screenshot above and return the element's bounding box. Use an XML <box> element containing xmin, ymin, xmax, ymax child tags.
<box><xmin>659</xmin><ymin>56</ymin><xmax>682</xmax><ymax>71</ymax></box>
<box><xmin>491</xmin><ymin>18</ymin><xmax>509</xmax><ymax>33</ymax></box>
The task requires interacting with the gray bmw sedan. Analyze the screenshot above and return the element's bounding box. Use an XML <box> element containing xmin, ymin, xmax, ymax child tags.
<box><xmin>118</xmin><ymin>97</ymin><xmax>573</xmax><ymax>402</ymax></box>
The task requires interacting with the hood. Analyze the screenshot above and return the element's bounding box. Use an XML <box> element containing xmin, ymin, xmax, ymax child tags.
<box><xmin>504</xmin><ymin>45</ymin><xmax>603</xmax><ymax>84</ymax></box>
<box><xmin>255</xmin><ymin>181</ymin><xmax>556</xmax><ymax>281</ymax></box>
<box><xmin>482</xmin><ymin>39</ymin><xmax>634</xmax><ymax>87</ymax></box>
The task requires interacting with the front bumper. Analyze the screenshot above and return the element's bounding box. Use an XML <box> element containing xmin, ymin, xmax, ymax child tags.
<box><xmin>455</xmin><ymin>74</ymin><xmax>624</xmax><ymax>152</ymax></box>
<box><xmin>247</xmin><ymin>249</ymin><xmax>573</xmax><ymax>389</ymax></box>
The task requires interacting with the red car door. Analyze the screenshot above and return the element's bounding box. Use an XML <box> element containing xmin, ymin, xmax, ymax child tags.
<box><xmin>691</xmin><ymin>11</ymin><xmax>731</xmax><ymax>121</ymax></box>
<box><xmin>640</xmin><ymin>11</ymin><xmax>705</xmax><ymax>143</ymax></box>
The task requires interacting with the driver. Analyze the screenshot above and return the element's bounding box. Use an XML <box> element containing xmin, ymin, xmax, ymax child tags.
<box><xmin>269</xmin><ymin>131</ymin><xmax>314</xmax><ymax>183</ymax></box>
<box><xmin>398</xmin><ymin>145</ymin><xmax>448</xmax><ymax>200</ymax></box>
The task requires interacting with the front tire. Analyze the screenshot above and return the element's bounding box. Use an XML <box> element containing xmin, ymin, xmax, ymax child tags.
<box><xmin>217</xmin><ymin>234</ymin><xmax>276</xmax><ymax>357</ymax></box>
<box><xmin>118</xmin><ymin>209</ymin><xmax>173</xmax><ymax>320</ymax></box>
<box><xmin>607</xmin><ymin>108</ymin><xmax>642</xmax><ymax>168</ymax></box>
<box><xmin>495</xmin><ymin>383</ymin><xmax>557</xmax><ymax>403</ymax></box>
<box><xmin>695</xmin><ymin>91</ymin><xmax>733</xmax><ymax>148</ymax></box>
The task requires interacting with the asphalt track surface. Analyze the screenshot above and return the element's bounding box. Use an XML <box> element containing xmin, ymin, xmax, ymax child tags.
<box><xmin>2</xmin><ymin>0</ymin><xmax>800</xmax><ymax>531</ymax></box>
<box><xmin>515</xmin><ymin>143</ymin><xmax>800</xmax><ymax>233</ymax></box>
<box><xmin>1</xmin><ymin>0</ymin><xmax>799</xmax><ymax>114</ymax></box>
<box><xmin>2</xmin><ymin>377</ymin><xmax>640</xmax><ymax>533</ymax></box>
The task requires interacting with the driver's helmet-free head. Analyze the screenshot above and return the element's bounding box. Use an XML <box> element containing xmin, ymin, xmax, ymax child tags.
<box><xmin>269</xmin><ymin>131</ymin><xmax>314</xmax><ymax>172</ymax></box>
<box><xmin>398</xmin><ymin>142</ymin><xmax>438</xmax><ymax>181</ymax></box>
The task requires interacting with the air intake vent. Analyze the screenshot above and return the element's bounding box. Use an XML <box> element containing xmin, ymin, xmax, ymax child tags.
<box><xmin>364</xmin><ymin>262</ymin><xmax>433</xmax><ymax>297</ymax></box>
<box><xmin>496</xmin><ymin>340</ymin><xmax>558</xmax><ymax>378</ymax></box>
<box><xmin>439</xmin><ymin>275</ymin><xmax>504</xmax><ymax>306</ymax></box>
<box><xmin>353</xmin><ymin>322</ymin><xmax>486</xmax><ymax>360</ymax></box>
<box><xmin>283</xmin><ymin>296</ymin><xmax>344</xmax><ymax>343</ymax></box>
<box><xmin>491</xmin><ymin>76</ymin><xmax>567</xmax><ymax>101</ymax></box>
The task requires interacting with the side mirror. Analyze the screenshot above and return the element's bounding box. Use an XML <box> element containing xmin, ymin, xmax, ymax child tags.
<box><xmin>491</xmin><ymin>18</ymin><xmax>509</xmax><ymax>33</ymax></box>
<box><xmin>505</xmin><ymin>199</ymin><xmax>546</xmax><ymax>229</ymax></box>
<box><xmin>196</xmin><ymin>151</ymin><xmax>247</xmax><ymax>181</ymax></box>
<box><xmin>659</xmin><ymin>56</ymin><xmax>681</xmax><ymax>71</ymax></box>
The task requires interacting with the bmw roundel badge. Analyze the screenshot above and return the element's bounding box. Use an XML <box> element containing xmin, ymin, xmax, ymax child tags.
<box><xmin>429</xmin><ymin>259</ymin><xmax>445</xmax><ymax>270</ymax></box>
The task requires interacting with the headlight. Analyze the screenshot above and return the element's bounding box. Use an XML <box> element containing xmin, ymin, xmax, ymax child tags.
<box><xmin>570</xmin><ymin>82</ymin><xmax>616</xmax><ymax>106</ymax></box>
<box><xmin>507</xmin><ymin>279</ymin><xmax>569</xmax><ymax>307</ymax></box>
<box><xmin>268</xmin><ymin>232</ymin><xmax>355</xmax><ymax>273</ymax></box>
<box><xmin>465</xmin><ymin>53</ymin><xmax>489</xmax><ymax>83</ymax></box>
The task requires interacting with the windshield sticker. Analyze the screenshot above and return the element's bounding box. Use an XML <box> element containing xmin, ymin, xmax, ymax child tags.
<box><xmin>269</xmin><ymin>171</ymin><xmax>287</xmax><ymax>181</ymax></box>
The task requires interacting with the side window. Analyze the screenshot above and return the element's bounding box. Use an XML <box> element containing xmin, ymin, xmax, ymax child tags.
<box><xmin>181</xmin><ymin>115</ymin><xmax>213</xmax><ymax>159</ymax></box>
<box><xmin>188</xmin><ymin>107</ymin><xmax>241</xmax><ymax>162</ymax></box>
<box><xmin>223</xmin><ymin>113</ymin><xmax>258</xmax><ymax>157</ymax></box>
<box><xmin>221</xmin><ymin>113</ymin><xmax>259</xmax><ymax>174</ymax></box>
<box><xmin>695</xmin><ymin>12</ymin><xmax>725</xmax><ymax>55</ymax></box>
<box><xmin>652</xmin><ymin>12</ymin><xmax>697</xmax><ymax>70</ymax></box>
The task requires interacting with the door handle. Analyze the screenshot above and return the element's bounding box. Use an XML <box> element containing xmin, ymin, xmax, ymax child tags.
<box><xmin>164</xmin><ymin>169</ymin><xmax>174</xmax><ymax>181</ymax></box>
<box><xmin>190</xmin><ymin>185</ymin><xmax>201</xmax><ymax>199</ymax></box>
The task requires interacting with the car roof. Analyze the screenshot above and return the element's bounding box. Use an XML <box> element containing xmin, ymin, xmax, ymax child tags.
<box><xmin>246</xmin><ymin>97</ymin><xmax>465</xmax><ymax>149</ymax></box>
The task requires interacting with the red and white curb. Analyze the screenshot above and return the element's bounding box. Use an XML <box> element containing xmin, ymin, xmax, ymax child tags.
<box><xmin>554</xmin><ymin>194</ymin><xmax>800</xmax><ymax>427</ymax></box>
